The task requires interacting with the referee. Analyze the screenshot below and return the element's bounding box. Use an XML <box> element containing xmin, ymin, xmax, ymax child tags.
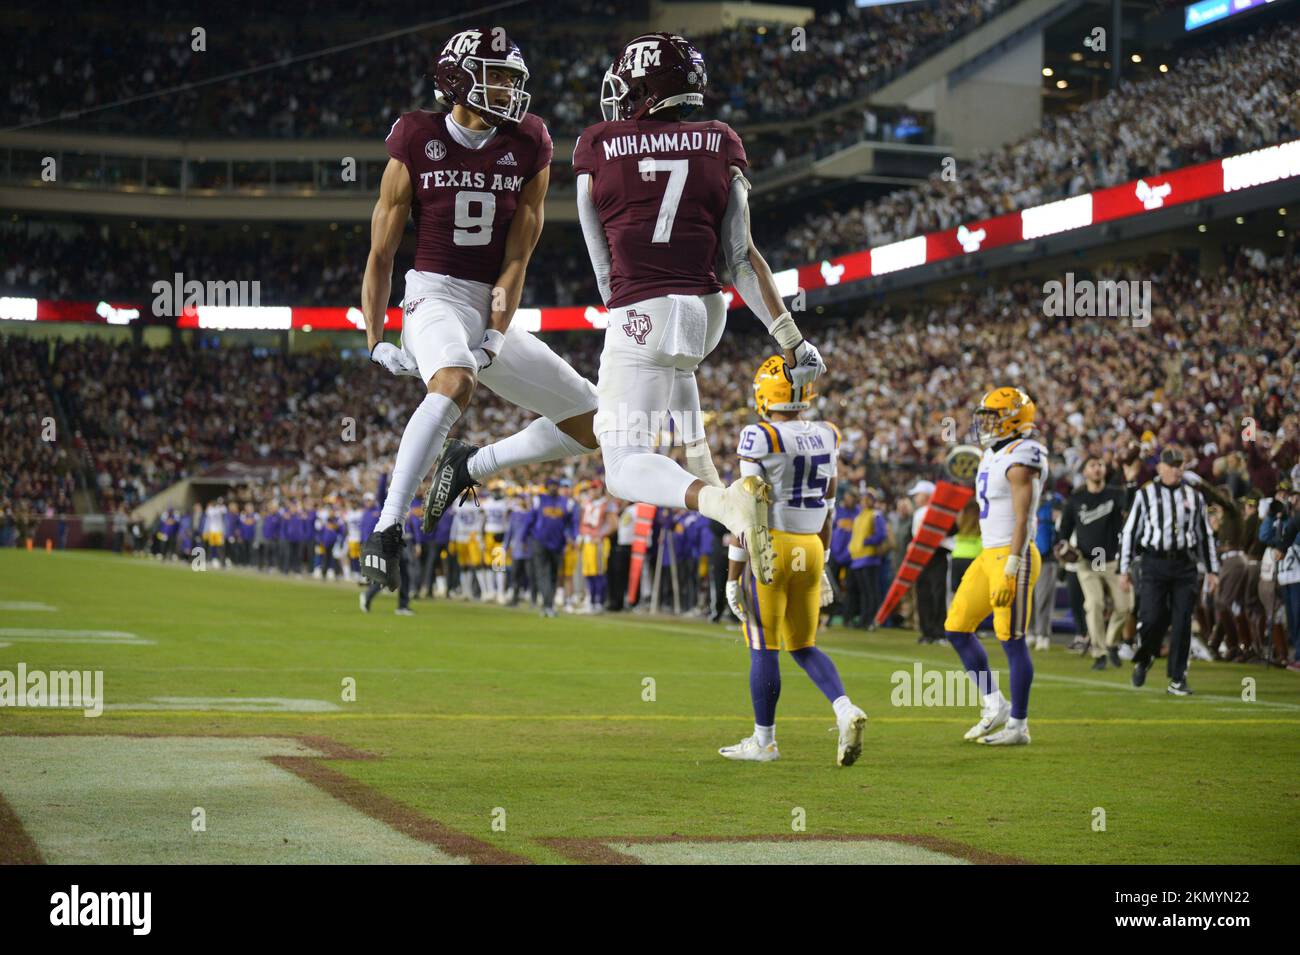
<box><xmin>1119</xmin><ymin>447</ymin><xmax>1219</xmax><ymax>695</ymax></box>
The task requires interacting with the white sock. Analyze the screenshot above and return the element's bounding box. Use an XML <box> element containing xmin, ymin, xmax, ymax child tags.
<box><xmin>476</xmin><ymin>568</ymin><xmax>490</xmax><ymax>597</ymax></box>
<box><xmin>378</xmin><ymin>394</ymin><xmax>461</xmax><ymax>531</ymax></box>
<box><xmin>1007</xmin><ymin>716</ymin><xmax>1027</xmax><ymax>730</ymax></box>
<box><xmin>831</xmin><ymin>695</ymin><xmax>856</xmax><ymax>721</ymax></box>
<box><xmin>684</xmin><ymin>438</ymin><xmax>723</xmax><ymax>488</ymax></box>
<box><xmin>982</xmin><ymin>689</ymin><xmax>1007</xmax><ymax>712</ymax></box>
<box><xmin>754</xmin><ymin>723</ymin><xmax>775</xmax><ymax>746</ymax></box>
<box><xmin>602</xmin><ymin>443</ymin><xmax>694</xmax><ymax>508</ymax></box>
<box><xmin>470</xmin><ymin>417</ymin><xmax>596</xmax><ymax>481</ymax></box>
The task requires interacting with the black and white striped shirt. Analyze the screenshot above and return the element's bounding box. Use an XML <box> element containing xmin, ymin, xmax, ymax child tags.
<box><xmin>1119</xmin><ymin>479</ymin><xmax>1219</xmax><ymax>574</ymax></box>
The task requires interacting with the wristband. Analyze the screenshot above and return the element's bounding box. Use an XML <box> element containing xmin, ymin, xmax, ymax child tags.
<box><xmin>1004</xmin><ymin>554</ymin><xmax>1021</xmax><ymax>578</ymax></box>
<box><xmin>769</xmin><ymin>313</ymin><xmax>802</xmax><ymax>351</ymax></box>
<box><xmin>483</xmin><ymin>328</ymin><xmax>507</xmax><ymax>356</ymax></box>
<box><xmin>727</xmin><ymin>545</ymin><xmax>749</xmax><ymax>563</ymax></box>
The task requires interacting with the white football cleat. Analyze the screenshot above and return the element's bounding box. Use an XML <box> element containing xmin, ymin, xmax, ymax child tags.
<box><xmin>718</xmin><ymin>476</ymin><xmax>775</xmax><ymax>585</ymax></box>
<box><xmin>836</xmin><ymin>707</ymin><xmax>869</xmax><ymax>767</ymax></box>
<box><xmin>963</xmin><ymin>697</ymin><xmax>1011</xmax><ymax>741</ymax></box>
<box><xmin>977</xmin><ymin>722</ymin><xmax>1030</xmax><ymax>746</ymax></box>
<box><xmin>718</xmin><ymin>735</ymin><xmax>779</xmax><ymax>762</ymax></box>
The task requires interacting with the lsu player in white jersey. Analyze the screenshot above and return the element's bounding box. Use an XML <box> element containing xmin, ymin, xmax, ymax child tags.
<box><xmin>344</xmin><ymin>498</ymin><xmax>364</xmax><ymax>581</ymax></box>
<box><xmin>719</xmin><ymin>357</ymin><xmax>868</xmax><ymax>767</ymax></box>
<box><xmin>945</xmin><ymin>387</ymin><xmax>1049</xmax><ymax>746</ymax></box>
<box><xmin>204</xmin><ymin>498</ymin><xmax>227</xmax><ymax>568</ymax></box>
<box><xmin>451</xmin><ymin>497</ymin><xmax>487</xmax><ymax>600</ymax></box>
<box><xmin>482</xmin><ymin>481</ymin><xmax>509</xmax><ymax>603</ymax></box>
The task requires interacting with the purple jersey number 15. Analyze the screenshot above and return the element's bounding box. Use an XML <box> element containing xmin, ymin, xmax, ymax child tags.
<box><xmin>790</xmin><ymin>453</ymin><xmax>831</xmax><ymax>508</ymax></box>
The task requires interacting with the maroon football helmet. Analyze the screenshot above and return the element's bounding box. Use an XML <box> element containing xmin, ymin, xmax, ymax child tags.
<box><xmin>600</xmin><ymin>33</ymin><xmax>707</xmax><ymax>122</ymax></box>
<box><xmin>432</xmin><ymin>27</ymin><xmax>531</xmax><ymax>125</ymax></box>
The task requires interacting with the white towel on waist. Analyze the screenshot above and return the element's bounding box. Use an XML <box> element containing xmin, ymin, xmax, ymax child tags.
<box><xmin>659</xmin><ymin>294</ymin><xmax>708</xmax><ymax>369</ymax></box>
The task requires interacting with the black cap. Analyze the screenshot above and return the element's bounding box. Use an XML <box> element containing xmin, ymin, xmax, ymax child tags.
<box><xmin>1159</xmin><ymin>447</ymin><xmax>1185</xmax><ymax>467</ymax></box>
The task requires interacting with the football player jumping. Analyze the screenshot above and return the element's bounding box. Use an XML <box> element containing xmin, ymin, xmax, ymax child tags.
<box><xmin>425</xmin><ymin>33</ymin><xmax>828</xmax><ymax>584</ymax></box>
<box><xmin>944</xmin><ymin>388</ymin><xmax>1049</xmax><ymax>746</ymax></box>
<box><xmin>719</xmin><ymin>358</ymin><xmax>868</xmax><ymax>765</ymax></box>
<box><xmin>359</xmin><ymin>27</ymin><xmax>602</xmax><ymax>591</ymax></box>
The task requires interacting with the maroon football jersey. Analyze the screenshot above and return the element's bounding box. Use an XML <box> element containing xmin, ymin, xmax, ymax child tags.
<box><xmin>386</xmin><ymin>110</ymin><xmax>553</xmax><ymax>285</ymax></box>
<box><xmin>572</xmin><ymin>119</ymin><xmax>747</xmax><ymax>309</ymax></box>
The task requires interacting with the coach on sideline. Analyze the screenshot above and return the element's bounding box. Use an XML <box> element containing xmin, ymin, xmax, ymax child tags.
<box><xmin>1059</xmin><ymin>456</ymin><xmax>1132</xmax><ymax>670</ymax></box>
<box><xmin>1119</xmin><ymin>447</ymin><xmax>1219</xmax><ymax>695</ymax></box>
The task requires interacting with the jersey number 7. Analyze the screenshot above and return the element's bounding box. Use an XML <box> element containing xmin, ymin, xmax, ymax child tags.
<box><xmin>637</xmin><ymin>157</ymin><xmax>688</xmax><ymax>243</ymax></box>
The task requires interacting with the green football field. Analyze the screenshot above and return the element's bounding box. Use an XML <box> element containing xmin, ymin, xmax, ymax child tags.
<box><xmin>1</xmin><ymin>549</ymin><xmax>1297</xmax><ymax>865</ymax></box>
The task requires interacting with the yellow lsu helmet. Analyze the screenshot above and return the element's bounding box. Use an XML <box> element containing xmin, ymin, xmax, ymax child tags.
<box><xmin>753</xmin><ymin>355</ymin><xmax>814</xmax><ymax>419</ymax></box>
<box><xmin>974</xmin><ymin>386</ymin><xmax>1036</xmax><ymax>448</ymax></box>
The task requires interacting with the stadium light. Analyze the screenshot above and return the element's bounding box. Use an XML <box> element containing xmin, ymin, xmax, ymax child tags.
<box><xmin>1042</xmin><ymin>67</ymin><xmax>1054</xmax><ymax>77</ymax></box>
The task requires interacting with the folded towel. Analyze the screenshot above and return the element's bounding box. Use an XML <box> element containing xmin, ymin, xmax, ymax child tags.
<box><xmin>660</xmin><ymin>294</ymin><xmax>708</xmax><ymax>369</ymax></box>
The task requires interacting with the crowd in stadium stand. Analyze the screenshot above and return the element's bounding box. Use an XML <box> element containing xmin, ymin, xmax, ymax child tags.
<box><xmin>769</xmin><ymin>20</ymin><xmax>1300</xmax><ymax>267</ymax></box>
<box><xmin>3</xmin><ymin>244</ymin><xmax>1296</xmax><ymax>513</ymax></box>
<box><xmin>6</xmin><ymin>16</ymin><xmax>1298</xmax><ymax>313</ymax></box>
<box><xmin>0</xmin><ymin>338</ymin><xmax>83</xmax><ymax>519</ymax></box>
<box><xmin>0</xmin><ymin>219</ymin><xmax>600</xmax><ymax>313</ymax></box>
<box><xmin>3</xmin><ymin>0</ymin><xmax>1005</xmax><ymax>152</ymax></box>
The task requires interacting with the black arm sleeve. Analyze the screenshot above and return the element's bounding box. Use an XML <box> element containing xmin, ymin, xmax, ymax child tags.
<box><xmin>1058</xmin><ymin>495</ymin><xmax>1077</xmax><ymax>543</ymax></box>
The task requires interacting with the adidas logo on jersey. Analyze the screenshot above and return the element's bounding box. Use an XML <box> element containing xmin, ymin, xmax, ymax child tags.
<box><xmin>496</xmin><ymin>152</ymin><xmax>517</xmax><ymax>166</ymax></box>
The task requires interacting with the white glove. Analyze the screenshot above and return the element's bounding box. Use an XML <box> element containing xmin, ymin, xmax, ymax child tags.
<box><xmin>768</xmin><ymin>313</ymin><xmax>826</xmax><ymax>390</ymax></box>
<box><xmin>472</xmin><ymin>329</ymin><xmax>507</xmax><ymax>372</ymax></box>
<box><xmin>819</xmin><ymin>569</ymin><xmax>834</xmax><ymax>608</ymax></box>
<box><xmin>725</xmin><ymin>579</ymin><xmax>746</xmax><ymax>622</ymax></box>
<box><xmin>370</xmin><ymin>342</ymin><xmax>420</xmax><ymax>378</ymax></box>
<box><xmin>787</xmin><ymin>339</ymin><xmax>826</xmax><ymax>391</ymax></box>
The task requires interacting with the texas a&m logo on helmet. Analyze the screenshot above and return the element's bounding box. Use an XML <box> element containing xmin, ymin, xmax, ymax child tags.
<box><xmin>431</xmin><ymin>27</ymin><xmax>531</xmax><ymax>125</ymax></box>
<box><xmin>600</xmin><ymin>33</ymin><xmax>706</xmax><ymax>122</ymax></box>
